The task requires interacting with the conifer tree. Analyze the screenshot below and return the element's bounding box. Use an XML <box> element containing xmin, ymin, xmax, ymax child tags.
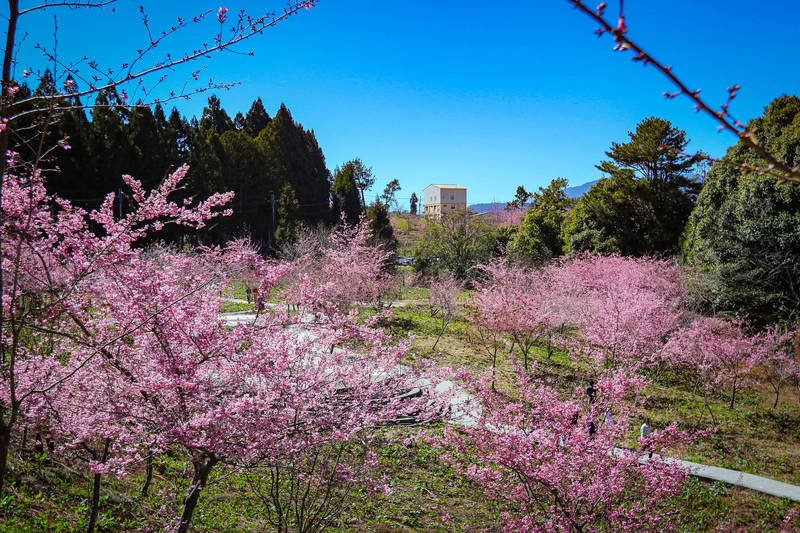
<box><xmin>513</xmin><ymin>178</ymin><xmax>574</xmax><ymax>262</ymax></box>
<box><xmin>200</xmin><ymin>95</ymin><xmax>234</xmax><ymax>134</ymax></box>
<box><xmin>244</xmin><ymin>97</ymin><xmax>271</xmax><ymax>137</ymax></box>
<box><xmin>381</xmin><ymin>179</ymin><xmax>401</xmax><ymax>209</ymax></box>
<box><xmin>367</xmin><ymin>200</ymin><xmax>398</xmax><ymax>255</ymax></box>
<box><xmin>89</xmin><ymin>90</ymin><xmax>133</xmax><ymax>200</ymax></box>
<box><xmin>332</xmin><ymin>161</ymin><xmax>364</xmax><ymax>225</ymax></box>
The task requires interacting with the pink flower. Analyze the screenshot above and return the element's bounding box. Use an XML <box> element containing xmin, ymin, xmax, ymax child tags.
<box><xmin>217</xmin><ymin>6</ymin><xmax>228</xmax><ymax>23</ymax></box>
<box><xmin>616</xmin><ymin>14</ymin><xmax>627</xmax><ymax>33</ymax></box>
<box><xmin>7</xmin><ymin>85</ymin><xmax>19</xmax><ymax>96</ymax></box>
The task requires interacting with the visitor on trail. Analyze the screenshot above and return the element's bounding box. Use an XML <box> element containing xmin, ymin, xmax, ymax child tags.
<box><xmin>603</xmin><ymin>408</ymin><xmax>615</xmax><ymax>426</ymax></box>
<box><xmin>245</xmin><ymin>286</ymin><xmax>252</xmax><ymax>304</ymax></box>
<box><xmin>640</xmin><ymin>418</ymin><xmax>653</xmax><ymax>459</ymax></box>
<box><xmin>585</xmin><ymin>380</ymin><xmax>596</xmax><ymax>404</ymax></box>
<box><xmin>252</xmin><ymin>288</ymin><xmax>265</xmax><ymax>313</ymax></box>
<box><xmin>587</xmin><ymin>419</ymin><xmax>596</xmax><ymax>437</ymax></box>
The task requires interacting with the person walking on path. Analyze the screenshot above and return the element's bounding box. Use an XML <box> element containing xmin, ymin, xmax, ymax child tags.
<box><xmin>640</xmin><ymin>418</ymin><xmax>653</xmax><ymax>459</ymax></box>
<box><xmin>585</xmin><ymin>380</ymin><xmax>596</xmax><ymax>404</ymax></box>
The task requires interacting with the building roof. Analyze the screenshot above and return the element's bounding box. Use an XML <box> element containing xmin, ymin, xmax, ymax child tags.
<box><xmin>423</xmin><ymin>184</ymin><xmax>467</xmax><ymax>190</ymax></box>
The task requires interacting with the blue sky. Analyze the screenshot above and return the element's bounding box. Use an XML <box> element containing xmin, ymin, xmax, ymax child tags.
<box><xmin>8</xmin><ymin>0</ymin><xmax>800</xmax><ymax>205</ymax></box>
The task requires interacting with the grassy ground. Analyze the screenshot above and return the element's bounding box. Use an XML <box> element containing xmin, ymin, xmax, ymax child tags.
<box><xmin>2</xmin><ymin>427</ymin><xmax>796</xmax><ymax>532</ymax></box>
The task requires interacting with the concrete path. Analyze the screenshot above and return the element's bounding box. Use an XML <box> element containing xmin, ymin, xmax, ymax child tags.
<box><xmin>220</xmin><ymin>310</ymin><xmax>800</xmax><ymax>503</ymax></box>
<box><xmin>660</xmin><ymin>455</ymin><xmax>800</xmax><ymax>502</ymax></box>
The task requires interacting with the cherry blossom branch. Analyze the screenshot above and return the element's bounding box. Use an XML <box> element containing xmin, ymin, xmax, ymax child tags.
<box><xmin>17</xmin><ymin>1</ymin><xmax>117</xmax><ymax>17</ymax></box>
<box><xmin>568</xmin><ymin>0</ymin><xmax>800</xmax><ymax>184</ymax></box>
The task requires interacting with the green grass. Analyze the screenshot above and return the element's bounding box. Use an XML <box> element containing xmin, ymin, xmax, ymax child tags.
<box><xmin>219</xmin><ymin>300</ymin><xmax>253</xmax><ymax>313</ymax></box>
<box><xmin>2</xmin><ymin>415</ymin><xmax>798</xmax><ymax>532</ymax></box>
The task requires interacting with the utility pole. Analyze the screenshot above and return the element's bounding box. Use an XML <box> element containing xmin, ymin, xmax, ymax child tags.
<box><xmin>268</xmin><ymin>192</ymin><xmax>276</xmax><ymax>251</ymax></box>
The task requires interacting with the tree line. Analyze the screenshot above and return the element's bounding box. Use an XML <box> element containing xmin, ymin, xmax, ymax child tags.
<box><xmin>8</xmin><ymin>77</ymin><xmax>337</xmax><ymax>248</ymax></box>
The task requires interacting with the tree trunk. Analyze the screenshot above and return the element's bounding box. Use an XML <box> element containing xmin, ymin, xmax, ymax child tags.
<box><xmin>87</xmin><ymin>438</ymin><xmax>111</xmax><ymax>533</ymax></box>
<box><xmin>142</xmin><ymin>454</ymin><xmax>153</xmax><ymax>496</ymax></box>
<box><xmin>176</xmin><ymin>454</ymin><xmax>219</xmax><ymax>533</ymax></box>
<box><xmin>0</xmin><ymin>425</ymin><xmax>10</xmax><ymax>497</ymax></box>
<box><xmin>86</xmin><ymin>472</ymin><xmax>102</xmax><ymax>533</ymax></box>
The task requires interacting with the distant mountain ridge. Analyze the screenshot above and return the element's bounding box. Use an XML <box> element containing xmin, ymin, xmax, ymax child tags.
<box><xmin>468</xmin><ymin>179</ymin><xmax>598</xmax><ymax>213</ymax></box>
<box><xmin>565</xmin><ymin>179</ymin><xmax>598</xmax><ymax>198</ymax></box>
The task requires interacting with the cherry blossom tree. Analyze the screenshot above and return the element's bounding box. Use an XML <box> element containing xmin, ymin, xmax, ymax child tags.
<box><xmin>427</xmin><ymin>272</ymin><xmax>463</xmax><ymax>352</ymax></box>
<box><xmin>753</xmin><ymin>326</ymin><xmax>800</xmax><ymax>409</ymax></box>
<box><xmin>548</xmin><ymin>254</ymin><xmax>684</xmax><ymax>371</ymax></box>
<box><xmin>0</xmin><ymin>164</ymin><xmax>232</xmax><ymax>496</ymax></box>
<box><xmin>33</xmin><ymin>239</ymin><xmax>434</xmax><ymax>533</ymax></box>
<box><xmin>471</xmin><ymin>258</ymin><xmax>554</xmax><ymax>372</ymax></box>
<box><xmin>664</xmin><ymin>317</ymin><xmax>761</xmax><ymax>415</ymax></box>
<box><xmin>281</xmin><ymin>215</ymin><xmax>395</xmax><ymax>315</ymax></box>
<box><xmin>432</xmin><ymin>367</ymin><xmax>692</xmax><ymax>533</ymax></box>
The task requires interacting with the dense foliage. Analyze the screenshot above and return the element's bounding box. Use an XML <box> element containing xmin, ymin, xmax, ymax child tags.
<box><xmin>512</xmin><ymin>178</ymin><xmax>575</xmax><ymax>263</ymax></box>
<box><xmin>7</xmin><ymin>88</ymin><xmax>333</xmax><ymax>247</ymax></box>
<box><xmin>413</xmin><ymin>211</ymin><xmax>501</xmax><ymax>281</ymax></box>
<box><xmin>683</xmin><ymin>95</ymin><xmax>800</xmax><ymax>325</ymax></box>
<box><xmin>563</xmin><ymin>117</ymin><xmax>702</xmax><ymax>255</ymax></box>
<box><xmin>331</xmin><ymin>159</ymin><xmax>366</xmax><ymax>225</ymax></box>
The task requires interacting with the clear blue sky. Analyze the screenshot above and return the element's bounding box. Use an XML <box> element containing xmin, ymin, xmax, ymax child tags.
<box><xmin>8</xmin><ymin>0</ymin><xmax>800</xmax><ymax>206</ymax></box>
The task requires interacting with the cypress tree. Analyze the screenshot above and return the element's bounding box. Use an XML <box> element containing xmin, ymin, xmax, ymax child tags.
<box><xmin>244</xmin><ymin>97</ymin><xmax>271</xmax><ymax>137</ymax></box>
<box><xmin>331</xmin><ymin>161</ymin><xmax>363</xmax><ymax>225</ymax></box>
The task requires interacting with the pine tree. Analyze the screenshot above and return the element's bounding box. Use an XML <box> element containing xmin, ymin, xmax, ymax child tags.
<box><xmin>563</xmin><ymin>117</ymin><xmax>700</xmax><ymax>255</ymax></box>
<box><xmin>381</xmin><ymin>179</ymin><xmax>401</xmax><ymax>209</ymax></box>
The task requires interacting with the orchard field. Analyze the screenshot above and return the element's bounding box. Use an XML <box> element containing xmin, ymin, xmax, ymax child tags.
<box><xmin>4</xmin><ymin>0</ymin><xmax>800</xmax><ymax>532</ymax></box>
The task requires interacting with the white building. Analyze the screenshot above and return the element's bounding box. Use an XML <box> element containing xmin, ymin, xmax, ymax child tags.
<box><xmin>422</xmin><ymin>184</ymin><xmax>467</xmax><ymax>220</ymax></box>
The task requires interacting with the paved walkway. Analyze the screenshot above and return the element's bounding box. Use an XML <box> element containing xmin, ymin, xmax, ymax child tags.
<box><xmin>220</xmin><ymin>309</ymin><xmax>800</xmax><ymax>503</ymax></box>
